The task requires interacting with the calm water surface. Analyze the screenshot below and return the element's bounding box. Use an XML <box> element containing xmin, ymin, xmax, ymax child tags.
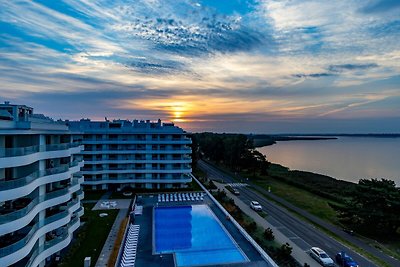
<box><xmin>257</xmin><ymin>137</ymin><xmax>400</xmax><ymax>185</ymax></box>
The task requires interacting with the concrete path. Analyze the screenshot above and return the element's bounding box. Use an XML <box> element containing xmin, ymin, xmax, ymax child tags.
<box><xmin>92</xmin><ymin>199</ymin><xmax>131</xmax><ymax>210</ymax></box>
<box><xmin>95</xmin><ymin>208</ymin><xmax>128</xmax><ymax>267</ymax></box>
<box><xmin>214</xmin><ymin>182</ymin><xmax>319</xmax><ymax>267</ymax></box>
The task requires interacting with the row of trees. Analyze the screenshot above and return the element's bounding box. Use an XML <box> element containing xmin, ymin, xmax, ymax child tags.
<box><xmin>337</xmin><ymin>178</ymin><xmax>400</xmax><ymax>236</ymax></box>
<box><xmin>192</xmin><ymin>133</ymin><xmax>270</xmax><ymax>176</ymax></box>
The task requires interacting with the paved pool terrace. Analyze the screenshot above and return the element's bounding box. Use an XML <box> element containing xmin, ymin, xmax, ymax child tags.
<box><xmin>132</xmin><ymin>193</ymin><xmax>269</xmax><ymax>267</ymax></box>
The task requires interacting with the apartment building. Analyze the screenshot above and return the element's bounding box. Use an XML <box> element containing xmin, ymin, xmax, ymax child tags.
<box><xmin>67</xmin><ymin>119</ymin><xmax>192</xmax><ymax>190</ymax></box>
<box><xmin>0</xmin><ymin>102</ymin><xmax>84</xmax><ymax>267</ymax></box>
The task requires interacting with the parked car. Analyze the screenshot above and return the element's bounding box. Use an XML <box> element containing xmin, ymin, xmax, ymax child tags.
<box><xmin>250</xmin><ymin>201</ymin><xmax>262</xmax><ymax>211</ymax></box>
<box><xmin>309</xmin><ymin>247</ymin><xmax>335</xmax><ymax>267</ymax></box>
<box><xmin>233</xmin><ymin>189</ymin><xmax>240</xmax><ymax>195</ymax></box>
<box><xmin>336</xmin><ymin>251</ymin><xmax>359</xmax><ymax>267</ymax></box>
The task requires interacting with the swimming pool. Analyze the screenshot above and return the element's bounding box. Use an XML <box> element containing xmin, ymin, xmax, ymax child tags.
<box><xmin>154</xmin><ymin>205</ymin><xmax>248</xmax><ymax>267</ymax></box>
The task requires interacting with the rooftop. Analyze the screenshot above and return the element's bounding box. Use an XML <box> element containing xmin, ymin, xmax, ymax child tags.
<box><xmin>67</xmin><ymin>119</ymin><xmax>187</xmax><ymax>134</ymax></box>
<box><xmin>0</xmin><ymin>102</ymin><xmax>69</xmax><ymax>132</ymax></box>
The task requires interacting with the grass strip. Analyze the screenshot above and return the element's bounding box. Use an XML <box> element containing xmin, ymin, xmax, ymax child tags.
<box><xmin>107</xmin><ymin>217</ymin><xmax>129</xmax><ymax>267</ymax></box>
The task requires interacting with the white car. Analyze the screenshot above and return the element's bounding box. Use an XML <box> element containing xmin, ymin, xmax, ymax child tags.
<box><xmin>309</xmin><ymin>247</ymin><xmax>335</xmax><ymax>267</ymax></box>
<box><xmin>250</xmin><ymin>201</ymin><xmax>262</xmax><ymax>211</ymax></box>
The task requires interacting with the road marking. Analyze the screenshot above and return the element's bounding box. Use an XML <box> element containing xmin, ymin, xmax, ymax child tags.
<box><xmin>227</xmin><ymin>183</ymin><xmax>248</xmax><ymax>187</ymax></box>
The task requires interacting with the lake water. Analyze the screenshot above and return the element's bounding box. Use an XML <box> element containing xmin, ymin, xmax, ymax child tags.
<box><xmin>257</xmin><ymin>137</ymin><xmax>400</xmax><ymax>185</ymax></box>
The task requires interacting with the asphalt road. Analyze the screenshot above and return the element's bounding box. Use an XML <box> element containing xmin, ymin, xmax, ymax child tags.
<box><xmin>198</xmin><ymin>160</ymin><xmax>380</xmax><ymax>267</ymax></box>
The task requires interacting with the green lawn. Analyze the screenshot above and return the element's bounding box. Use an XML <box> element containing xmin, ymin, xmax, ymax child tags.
<box><xmin>207</xmin><ymin>161</ymin><xmax>341</xmax><ymax>224</ymax></box>
<box><xmin>254</xmin><ymin>178</ymin><xmax>340</xmax><ymax>224</ymax></box>
<box><xmin>59</xmin><ymin>204</ymin><xmax>119</xmax><ymax>267</ymax></box>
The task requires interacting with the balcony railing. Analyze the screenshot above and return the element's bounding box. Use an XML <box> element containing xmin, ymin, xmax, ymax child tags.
<box><xmin>21</xmin><ymin>216</ymin><xmax>79</xmax><ymax>267</ymax></box>
<box><xmin>0</xmin><ymin>206</ymin><xmax>76</xmax><ymax>257</ymax></box>
<box><xmin>0</xmin><ymin>178</ymin><xmax>79</xmax><ymax>224</ymax></box>
<box><xmin>0</xmin><ymin>160</ymin><xmax>81</xmax><ymax>191</ymax></box>
<box><xmin>0</xmin><ymin>142</ymin><xmax>81</xmax><ymax>158</ymax></box>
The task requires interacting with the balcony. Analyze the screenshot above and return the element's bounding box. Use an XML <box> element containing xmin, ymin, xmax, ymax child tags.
<box><xmin>82</xmin><ymin>176</ymin><xmax>192</xmax><ymax>185</ymax></box>
<box><xmin>1</xmin><ymin>215</ymin><xmax>80</xmax><ymax>267</ymax></box>
<box><xmin>0</xmin><ymin>142</ymin><xmax>81</xmax><ymax>158</ymax></box>
<box><xmin>0</xmin><ymin>202</ymin><xmax>79</xmax><ymax>258</ymax></box>
<box><xmin>0</xmin><ymin>144</ymin><xmax>83</xmax><ymax>169</ymax></box>
<box><xmin>81</xmin><ymin>167</ymin><xmax>192</xmax><ymax>177</ymax></box>
<box><xmin>0</xmin><ymin>160</ymin><xmax>81</xmax><ymax>192</ymax></box>
<box><xmin>25</xmin><ymin>216</ymin><xmax>79</xmax><ymax>267</ymax></box>
<box><xmin>0</xmin><ymin>179</ymin><xmax>81</xmax><ymax>234</ymax></box>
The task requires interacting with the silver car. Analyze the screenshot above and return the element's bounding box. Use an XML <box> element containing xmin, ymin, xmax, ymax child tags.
<box><xmin>250</xmin><ymin>201</ymin><xmax>262</xmax><ymax>211</ymax></box>
<box><xmin>309</xmin><ymin>247</ymin><xmax>334</xmax><ymax>267</ymax></box>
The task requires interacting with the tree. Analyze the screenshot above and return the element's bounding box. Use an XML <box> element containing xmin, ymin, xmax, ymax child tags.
<box><xmin>337</xmin><ymin>178</ymin><xmax>400</xmax><ymax>235</ymax></box>
<box><xmin>194</xmin><ymin>132</ymin><xmax>271</xmax><ymax>179</ymax></box>
<box><xmin>276</xmin><ymin>243</ymin><xmax>292</xmax><ymax>261</ymax></box>
<box><xmin>263</xmin><ymin>227</ymin><xmax>275</xmax><ymax>241</ymax></box>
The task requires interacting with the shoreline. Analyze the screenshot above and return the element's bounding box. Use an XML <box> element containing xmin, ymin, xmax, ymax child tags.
<box><xmin>251</xmin><ymin>134</ymin><xmax>400</xmax><ymax>148</ymax></box>
<box><xmin>251</xmin><ymin>136</ymin><xmax>337</xmax><ymax>148</ymax></box>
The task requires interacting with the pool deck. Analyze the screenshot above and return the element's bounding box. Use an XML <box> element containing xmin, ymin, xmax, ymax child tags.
<box><xmin>132</xmin><ymin>193</ymin><xmax>269</xmax><ymax>267</ymax></box>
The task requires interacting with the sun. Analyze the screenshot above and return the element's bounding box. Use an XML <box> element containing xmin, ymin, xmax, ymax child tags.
<box><xmin>169</xmin><ymin>102</ymin><xmax>188</xmax><ymax>122</ymax></box>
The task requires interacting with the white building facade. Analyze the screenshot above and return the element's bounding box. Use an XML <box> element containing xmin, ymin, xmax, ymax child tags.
<box><xmin>0</xmin><ymin>103</ymin><xmax>84</xmax><ymax>267</ymax></box>
<box><xmin>67</xmin><ymin>119</ymin><xmax>192</xmax><ymax>190</ymax></box>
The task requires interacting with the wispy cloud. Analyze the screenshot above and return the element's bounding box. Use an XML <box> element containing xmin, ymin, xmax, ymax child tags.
<box><xmin>328</xmin><ymin>63</ymin><xmax>379</xmax><ymax>72</ymax></box>
<box><xmin>0</xmin><ymin>0</ymin><xmax>399</xmax><ymax>133</ymax></box>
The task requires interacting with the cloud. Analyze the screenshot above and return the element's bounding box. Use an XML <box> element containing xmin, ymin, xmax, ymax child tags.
<box><xmin>107</xmin><ymin>0</ymin><xmax>272</xmax><ymax>56</ymax></box>
<box><xmin>0</xmin><ymin>0</ymin><xmax>399</xmax><ymax>133</ymax></box>
<box><xmin>293</xmin><ymin>73</ymin><xmax>333</xmax><ymax>78</ymax></box>
<box><xmin>328</xmin><ymin>63</ymin><xmax>379</xmax><ymax>72</ymax></box>
<box><xmin>361</xmin><ymin>0</ymin><xmax>400</xmax><ymax>13</ymax></box>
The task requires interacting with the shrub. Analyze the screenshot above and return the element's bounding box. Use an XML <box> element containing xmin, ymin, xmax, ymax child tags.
<box><xmin>263</xmin><ymin>227</ymin><xmax>275</xmax><ymax>241</ymax></box>
<box><xmin>245</xmin><ymin>221</ymin><xmax>257</xmax><ymax>233</ymax></box>
<box><xmin>277</xmin><ymin>243</ymin><xmax>293</xmax><ymax>259</ymax></box>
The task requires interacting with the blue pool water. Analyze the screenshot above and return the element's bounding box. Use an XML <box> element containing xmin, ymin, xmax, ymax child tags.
<box><xmin>154</xmin><ymin>205</ymin><xmax>248</xmax><ymax>267</ymax></box>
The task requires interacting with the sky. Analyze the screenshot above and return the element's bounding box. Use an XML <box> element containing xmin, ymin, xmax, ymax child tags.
<box><xmin>0</xmin><ymin>0</ymin><xmax>399</xmax><ymax>134</ymax></box>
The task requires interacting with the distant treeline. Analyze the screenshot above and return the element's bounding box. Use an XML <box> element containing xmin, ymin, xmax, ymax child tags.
<box><xmin>249</xmin><ymin>135</ymin><xmax>337</xmax><ymax>147</ymax></box>
<box><xmin>285</xmin><ymin>133</ymin><xmax>400</xmax><ymax>137</ymax></box>
<box><xmin>249</xmin><ymin>133</ymin><xmax>400</xmax><ymax>147</ymax></box>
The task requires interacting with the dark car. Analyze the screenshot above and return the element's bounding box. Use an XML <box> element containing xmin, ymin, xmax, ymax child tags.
<box><xmin>335</xmin><ymin>251</ymin><xmax>359</xmax><ymax>267</ymax></box>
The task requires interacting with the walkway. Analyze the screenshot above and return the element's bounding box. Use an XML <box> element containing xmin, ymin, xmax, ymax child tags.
<box><xmin>214</xmin><ymin>181</ymin><xmax>320</xmax><ymax>267</ymax></box>
<box><xmin>95</xmin><ymin>208</ymin><xmax>128</xmax><ymax>267</ymax></box>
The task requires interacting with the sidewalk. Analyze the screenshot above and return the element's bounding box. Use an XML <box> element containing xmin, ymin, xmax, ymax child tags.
<box><xmin>95</xmin><ymin>208</ymin><xmax>128</xmax><ymax>267</ymax></box>
<box><xmin>214</xmin><ymin>182</ymin><xmax>319</xmax><ymax>267</ymax></box>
